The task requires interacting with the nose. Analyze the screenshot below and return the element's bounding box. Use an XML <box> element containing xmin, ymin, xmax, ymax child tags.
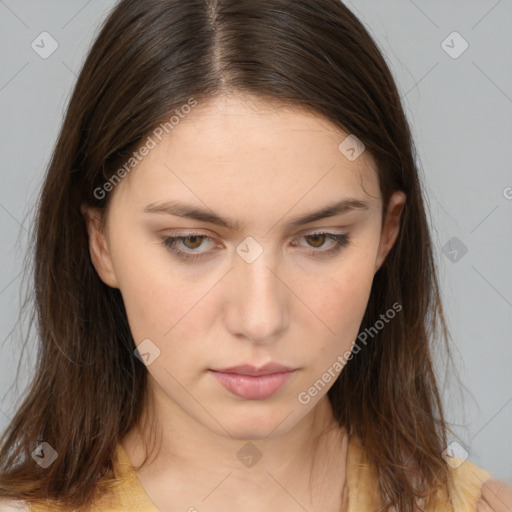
<box><xmin>224</xmin><ymin>248</ymin><xmax>289</xmax><ymax>344</ymax></box>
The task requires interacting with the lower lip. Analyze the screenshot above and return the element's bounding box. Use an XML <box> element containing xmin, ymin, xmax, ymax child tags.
<box><xmin>210</xmin><ymin>370</ymin><xmax>295</xmax><ymax>400</ymax></box>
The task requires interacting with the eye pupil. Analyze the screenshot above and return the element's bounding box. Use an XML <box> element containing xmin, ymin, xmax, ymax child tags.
<box><xmin>183</xmin><ymin>236</ymin><xmax>203</xmax><ymax>249</ymax></box>
<box><xmin>305</xmin><ymin>234</ymin><xmax>326</xmax><ymax>248</ymax></box>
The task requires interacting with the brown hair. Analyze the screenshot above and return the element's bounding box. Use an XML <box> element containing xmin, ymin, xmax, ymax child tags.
<box><xmin>0</xmin><ymin>0</ymin><xmax>458</xmax><ymax>510</ymax></box>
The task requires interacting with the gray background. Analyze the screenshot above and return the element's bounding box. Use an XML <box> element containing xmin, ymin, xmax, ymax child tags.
<box><xmin>0</xmin><ymin>0</ymin><xmax>511</xmax><ymax>482</ymax></box>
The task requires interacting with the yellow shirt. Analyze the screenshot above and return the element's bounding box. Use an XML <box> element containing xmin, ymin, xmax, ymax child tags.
<box><xmin>6</xmin><ymin>436</ymin><xmax>500</xmax><ymax>511</ymax></box>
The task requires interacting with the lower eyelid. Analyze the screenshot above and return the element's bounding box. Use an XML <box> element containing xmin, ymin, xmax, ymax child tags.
<box><xmin>295</xmin><ymin>232</ymin><xmax>349</xmax><ymax>247</ymax></box>
<box><xmin>163</xmin><ymin>235</ymin><xmax>216</xmax><ymax>250</ymax></box>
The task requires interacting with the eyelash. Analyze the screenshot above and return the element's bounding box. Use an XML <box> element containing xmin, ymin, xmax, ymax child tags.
<box><xmin>160</xmin><ymin>231</ymin><xmax>350</xmax><ymax>261</ymax></box>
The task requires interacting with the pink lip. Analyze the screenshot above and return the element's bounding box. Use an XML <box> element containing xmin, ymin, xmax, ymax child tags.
<box><xmin>213</xmin><ymin>363</ymin><xmax>295</xmax><ymax>376</ymax></box>
<box><xmin>209</xmin><ymin>363</ymin><xmax>297</xmax><ymax>400</ymax></box>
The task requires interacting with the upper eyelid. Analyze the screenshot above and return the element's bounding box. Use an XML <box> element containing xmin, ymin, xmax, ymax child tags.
<box><xmin>163</xmin><ymin>227</ymin><xmax>348</xmax><ymax>239</ymax></box>
<box><xmin>164</xmin><ymin>230</ymin><xmax>348</xmax><ymax>250</ymax></box>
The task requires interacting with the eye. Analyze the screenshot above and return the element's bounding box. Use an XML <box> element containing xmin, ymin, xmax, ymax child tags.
<box><xmin>292</xmin><ymin>231</ymin><xmax>350</xmax><ymax>256</ymax></box>
<box><xmin>161</xmin><ymin>233</ymin><xmax>219</xmax><ymax>260</ymax></box>
<box><xmin>160</xmin><ymin>230</ymin><xmax>350</xmax><ymax>261</ymax></box>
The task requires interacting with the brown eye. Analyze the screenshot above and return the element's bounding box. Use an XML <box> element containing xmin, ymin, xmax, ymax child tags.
<box><xmin>292</xmin><ymin>232</ymin><xmax>350</xmax><ymax>256</ymax></box>
<box><xmin>182</xmin><ymin>236</ymin><xmax>204</xmax><ymax>249</ymax></box>
<box><xmin>304</xmin><ymin>233</ymin><xmax>327</xmax><ymax>248</ymax></box>
<box><xmin>161</xmin><ymin>233</ymin><xmax>219</xmax><ymax>260</ymax></box>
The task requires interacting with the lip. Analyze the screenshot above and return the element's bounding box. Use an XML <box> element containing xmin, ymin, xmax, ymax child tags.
<box><xmin>209</xmin><ymin>363</ymin><xmax>297</xmax><ymax>400</ymax></box>
<box><xmin>212</xmin><ymin>363</ymin><xmax>296</xmax><ymax>376</ymax></box>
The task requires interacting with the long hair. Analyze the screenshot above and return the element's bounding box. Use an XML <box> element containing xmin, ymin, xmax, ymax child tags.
<box><xmin>0</xmin><ymin>1</ymin><xmax>457</xmax><ymax>510</ymax></box>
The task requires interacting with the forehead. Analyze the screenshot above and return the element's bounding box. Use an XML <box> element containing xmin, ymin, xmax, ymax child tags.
<box><xmin>112</xmin><ymin>94</ymin><xmax>380</xmax><ymax>219</ymax></box>
<box><xmin>156</xmin><ymin>94</ymin><xmax>367</xmax><ymax>165</ymax></box>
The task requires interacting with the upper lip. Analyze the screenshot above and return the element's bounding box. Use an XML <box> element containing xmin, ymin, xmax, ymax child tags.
<box><xmin>211</xmin><ymin>363</ymin><xmax>296</xmax><ymax>376</ymax></box>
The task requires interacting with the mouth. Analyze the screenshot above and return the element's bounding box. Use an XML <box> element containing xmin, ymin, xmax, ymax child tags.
<box><xmin>209</xmin><ymin>363</ymin><xmax>297</xmax><ymax>400</ymax></box>
<box><xmin>212</xmin><ymin>363</ymin><xmax>296</xmax><ymax>376</ymax></box>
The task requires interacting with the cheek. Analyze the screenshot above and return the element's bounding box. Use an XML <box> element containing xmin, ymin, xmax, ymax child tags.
<box><xmin>115</xmin><ymin>266</ymin><xmax>213</xmax><ymax>383</ymax></box>
<box><xmin>300</xmin><ymin>254</ymin><xmax>376</xmax><ymax>361</ymax></box>
<box><xmin>108</xmin><ymin>229</ymin><xmax>205</xmax><ymax>348</ymax></box>
<box><xmin>311</xmin><ymin>257</ymin><xmax>375</xmax><ymax>325</ymax></box>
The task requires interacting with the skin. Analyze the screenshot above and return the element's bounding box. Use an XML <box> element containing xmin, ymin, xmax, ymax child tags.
<box><xmin>477</xmin><ymin>479</ymin><xmax>512</xmax><ymax>512</ymax></box>
<box><xmin>82</xmin><ymin>93</ymin><xmax>406</xmax><ymax>512</ymax></box>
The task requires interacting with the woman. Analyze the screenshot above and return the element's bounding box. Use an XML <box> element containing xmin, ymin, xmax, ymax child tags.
<box><xmin>0</xmin><ymin>1</ymin><xmax>510</xmax><ymax>511</ymax></box>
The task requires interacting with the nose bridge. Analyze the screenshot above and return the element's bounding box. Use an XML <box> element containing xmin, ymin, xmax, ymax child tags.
<box><xmin>228</xmin><ymin>241</ymin><xmax>287</xmax><ymax>343</ymax></box>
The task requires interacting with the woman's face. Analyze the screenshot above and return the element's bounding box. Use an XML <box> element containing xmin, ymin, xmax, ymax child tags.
<box><xmin>84</xmin><ymin>94</ymin><xmax>405</xmax><ymax>440</ymax></box>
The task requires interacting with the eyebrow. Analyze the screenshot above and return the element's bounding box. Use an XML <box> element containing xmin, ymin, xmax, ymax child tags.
<box><xmin>143</xmin><ymin>197</ymin><xmax>370</xmax><ymax>231</ymax></box>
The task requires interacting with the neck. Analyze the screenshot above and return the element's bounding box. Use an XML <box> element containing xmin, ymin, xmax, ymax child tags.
<box><xmin>121</xmin><ymin>379</ymin><xmax>350</xmax><ymax>512</ymax></box>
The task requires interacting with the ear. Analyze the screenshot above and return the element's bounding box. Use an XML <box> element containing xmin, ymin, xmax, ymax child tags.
<box><xmin>375</xmin><ymin>191</ymin><xmax>406</xmax><ymax>274</ymax></box>
<box><xmin>81</xmin><ymin>203</ymin><xmax>120</xmax><ymax>288</ymax></box>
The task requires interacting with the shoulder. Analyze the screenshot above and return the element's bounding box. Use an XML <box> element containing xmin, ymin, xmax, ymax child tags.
<box><xmin>444</xmin><ymin>456</ymin><xmax>512</xmax><ymax>512</ymax></box>
<box><xmin>476</xmin><ymin>478</ymin><xmax>512</xmax><ymax>512</ymax></box>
